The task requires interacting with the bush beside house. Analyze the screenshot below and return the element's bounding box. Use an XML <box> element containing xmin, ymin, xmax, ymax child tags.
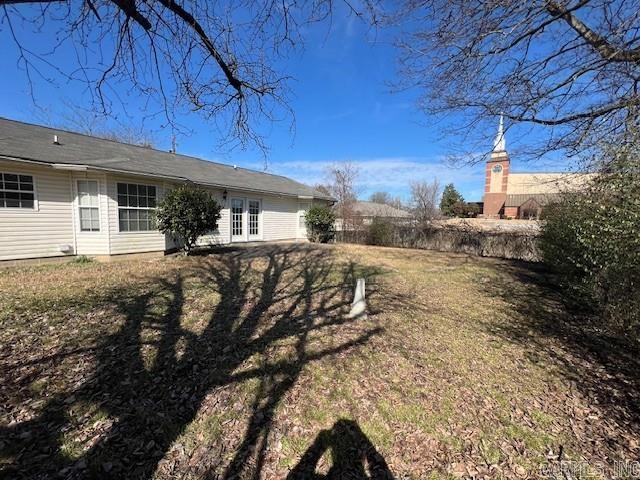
<box><xmin>156</xmin><ymin>185</ymin><xmax>222</xmax><ymax>254</ymax></box>
<box><xmin>304</xmin><ymin>205</ymin><xmax>336</xmax><ymax>243</ymax></box>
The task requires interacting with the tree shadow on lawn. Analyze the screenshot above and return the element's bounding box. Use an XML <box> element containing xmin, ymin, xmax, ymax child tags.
<box><xmin>482</xmin><ymin>260</ymin><xmax>640</xmax><ymax>463</ymax></box>
<box><xmin>1</xmin><ymin>244</ymin><xmax>386</xmax><ymax>479</ymax></box>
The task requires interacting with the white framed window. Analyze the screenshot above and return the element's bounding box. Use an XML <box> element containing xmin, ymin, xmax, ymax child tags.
<box><xmin>117</xmin><ymin>183</ymin><xmax>157</xmax><ymax>232</ymax></box>
<box><xmin>77</xmin><ymin>180</ymin><xmax>100</xmax><ymax>232</ymax></box>
<box><xmin>231</xmin><ymin>198</ymin><xmax>244</xmax><ymax>238</ymax></box>
<box><xmin>0</xmin><ymin>172</ymin><xmax>35</xmax><ymax>209</ymax></box>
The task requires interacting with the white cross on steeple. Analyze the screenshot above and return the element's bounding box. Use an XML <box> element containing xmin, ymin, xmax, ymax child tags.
<box><xmin>493</xmin><ymin>114</ymin><xmax>506</xmax><ymax>152</ymax></box>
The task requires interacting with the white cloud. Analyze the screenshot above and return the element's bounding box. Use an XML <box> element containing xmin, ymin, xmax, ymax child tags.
<box><xmin>242</xmin><ymin>157</ymin><xmax>485</xmax><ymax>200</ymax></box>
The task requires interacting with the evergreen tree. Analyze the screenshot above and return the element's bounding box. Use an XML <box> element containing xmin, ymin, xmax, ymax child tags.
<box><xmin>439</xmin><ymin>184</ymin><xmax>464</xmax><ymax>216</ymax></box>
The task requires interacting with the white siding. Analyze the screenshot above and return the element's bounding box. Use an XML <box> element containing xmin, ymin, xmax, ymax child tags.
<box><xmin>196</xmin><ymin>187</ymin><xmax>230</xmax><ymax>246</ymax></box>
<box><xmin>0</xmin><ymin>160</ymin><xmax>75</xmax><ymax>261</ymax></box>
<box><xmin>106</xmin><ymin>174</ymin><xmax>167</xmax><ymax>255</ymax></box>
<box><xmin>0</xmin><ymin>160</ymin><xmax>328</xmax><ymax>261</ymax></box>
<box><xmin>296</xmin><ymin>200</ymin><xmax>312</xmax><ymax>239</ymax></box>
<box><xmin>216</xmin><ymin>191</ymin><xmax>302</xmax><ymax>243</ymax></box>
<box><xmin>262</xmin><ymin>194</ymin><xmax>300</xmax><ymax>241</ymax></box>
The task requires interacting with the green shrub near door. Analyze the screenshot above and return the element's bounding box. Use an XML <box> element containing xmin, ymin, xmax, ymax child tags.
<box><xmin>305</xmin><ymin>205</ymin><xmax>336</xmax><ymax>243</ymax></box>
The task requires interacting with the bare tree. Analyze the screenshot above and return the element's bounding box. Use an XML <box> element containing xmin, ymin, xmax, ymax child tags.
<box><xmin>369</xmin><ymin>191</ymin><xmax>391</xmax><ymax>205</ymax></box>
<box><xmin>410</xmin><ymin>179</ymin><xmax>440</xmax><ymax>223</ymax></box>
<box><xmin>2</xmin><ymin>1</ymin><xmax>380</xmax><ymax>151</ymax></box>
<box><xmin>326</xmin><ymin>161</ymin><xmax>359</xmax><ymax>229</ymax></box>
<box><xmin>52</xmin><ymin>106</ymin><xmax>158</xmax><ymax>147</ymax></box>
<box><xmin>392</xmin><ymin>0</ymin><xmax>640</xmax><ymax>164</ymax></box>
<box><xmin>326</xmin><ymin>162</ymin><xmax>359</xmax><ymax>204</ymax></box>
<box><xmin>313</xmin><ymin>184</ymin><xmax>333</xmax><ymax>198</ymax></box>
<box><xmin>369</xmin><ymin>191</ymin><xmax>402</xmax><ymax>209</ymax></box>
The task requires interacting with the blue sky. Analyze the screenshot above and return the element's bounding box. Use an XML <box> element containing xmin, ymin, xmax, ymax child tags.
<box><xmin>0</xmin><ymin>7</ymin><xmax>564</xmax><ymax>202</ymax></box>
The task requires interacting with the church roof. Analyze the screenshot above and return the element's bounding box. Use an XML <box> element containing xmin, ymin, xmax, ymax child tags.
<box><xmin>505</xmin><ymin>193</ymin><xmax>563</xmax><ymax>207</ymax></box>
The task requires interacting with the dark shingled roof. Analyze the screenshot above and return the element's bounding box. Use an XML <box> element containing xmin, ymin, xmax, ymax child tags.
<box><xmin>0</xmin><ymin>117</ymin><xmax>333</xmax><ymax>200</ymax></box>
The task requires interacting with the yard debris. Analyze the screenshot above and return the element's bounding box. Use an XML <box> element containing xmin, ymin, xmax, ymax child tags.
<box><xmin>1</xmin><ymin>244</ymin><xmax>639</xmax><ymax>479</ymax></box>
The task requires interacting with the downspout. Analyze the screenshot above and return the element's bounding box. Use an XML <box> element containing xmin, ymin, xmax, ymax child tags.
<box><xmin>68</xmin><ymin>172</ymin><xmax>78</xmax><ymax>256</ymax></box>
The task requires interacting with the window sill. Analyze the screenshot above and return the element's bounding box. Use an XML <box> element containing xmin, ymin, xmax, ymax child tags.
<box><xmin>0</xmin><ymin>207</ymin><xmax>40</xmax><ymax>213</ymax></box>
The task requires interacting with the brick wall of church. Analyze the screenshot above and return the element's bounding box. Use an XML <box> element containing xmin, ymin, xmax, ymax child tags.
<box><xmin>483</xmin><ymin>193</ymin><xmax>506</xmax><ymax>217</ymax></box>
<box><xmin>504</xmin><ymin>206</ymin><xmax>519</xmax><ymax>218</ymax></box>
<box><xmin>482</xmin><ymin>156</ymin><xmax>510</xmax><ymax>217</ymax></box>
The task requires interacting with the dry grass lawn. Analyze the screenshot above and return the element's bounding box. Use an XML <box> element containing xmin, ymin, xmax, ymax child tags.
<box><xmin>1</xmin><ymin>243</ymin><xmax>639</xmax><ymax>479</ymax></box>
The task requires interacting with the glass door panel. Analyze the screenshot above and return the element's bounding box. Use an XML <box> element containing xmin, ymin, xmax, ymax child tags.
<box><xmin>231</xmin><ymin>198</ymin><xmax>244</xmax><ymax>241</ymax></box>
<box><xmin>248</xmin><ymin>199</ymin><xmax>260</xmax><ymax>240</ymax></box>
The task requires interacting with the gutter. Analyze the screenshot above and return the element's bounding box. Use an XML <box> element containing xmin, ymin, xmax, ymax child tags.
<box><xmin>0</xmin><ymin>155</ymin><xmax>335</xmax><ymax>201</ymax></box>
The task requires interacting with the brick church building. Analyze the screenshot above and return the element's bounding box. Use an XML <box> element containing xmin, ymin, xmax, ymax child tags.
<box><xmin>481</xmin><ymin>117</ymin><xmax>592</xmax><ymax>219</ymax></box>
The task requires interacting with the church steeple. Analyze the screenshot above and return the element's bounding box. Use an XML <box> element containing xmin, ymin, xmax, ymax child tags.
<box><xmin>493</xmin><ymin>114</ymin><xmax>506</xmax><ymax>153</ymax></box>
<box><xmin>482</xmin><ymin>114</ymin><xmax>511</xmax><ymax>218</ymax></box>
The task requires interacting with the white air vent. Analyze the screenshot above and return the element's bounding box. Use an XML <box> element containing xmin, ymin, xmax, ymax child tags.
<box><xmin>58</xmin><ymin>244</ymin><xmax>73</xmax><ymax>253</ymax></box>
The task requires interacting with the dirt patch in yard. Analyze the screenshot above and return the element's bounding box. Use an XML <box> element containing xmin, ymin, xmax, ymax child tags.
<box><xmin>1</xmin><ymin>244</ymin><xmax>639</xmax><ymax>479</ymax></box>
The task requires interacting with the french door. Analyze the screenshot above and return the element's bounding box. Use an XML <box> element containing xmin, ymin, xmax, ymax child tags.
<box><xmin>231</xmin><ymin>197</ymin><xmax>261</xmax><ymax>242</ymax></box>
<box><xmin>231</xmin><ymin>198</ymin><xmax>245</xmax><ymax>242</ymax></box>
<box><xmin>248</xmin><ymin>199</ymin><xmax>261</xmax><ymax>241</ymax></box>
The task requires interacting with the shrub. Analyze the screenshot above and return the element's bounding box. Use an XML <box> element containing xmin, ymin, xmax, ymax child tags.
<box><xmin>305</xmin><ymin>205</ymin><xmax>336</xmax><ymax>243</ymax></box>
<box><xmin>72</xmin><ymin>255</ymin><xmax>94</xmax><ymax>264</ymax></box>
<box><xmin>367</xmin><ymin>217</ymin><xmax>393</xmax><ymax>246</ymax></box>
<box><xmin>452</xmin><ymin>201</ymin><xmax>480</xmax><ymax>218</ymax></box>
<box><xmin>156</xmin><ymin>185</ymin><xmax>222</xmax><ymax>254</ymax></box>
<box><xmin>539</xmin><ymin>154</ymin><xmax>640</xmax><ymax>333</ymax></box>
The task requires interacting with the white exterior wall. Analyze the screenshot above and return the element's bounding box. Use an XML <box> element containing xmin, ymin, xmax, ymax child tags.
<box><xmin>219</xmin><ymin>191</ymin><xmax>304</xmax><ymax>243</ymax></box>
<box><xmin>0</xmin><ymin>160</ymin><xmax>75</xmax><ymax>261</ymax></box>
<box><xmin>1</xmin><ymin>160</ymin><xmax>324</xmax><ymax>262</ymax></box>
<box><xmin>296</xmin><ymin>199</ymin><xmax>313</xmax><ymax>239</ymax></box>
<box><xmin>196</xmin><ymin>187</ymin><xmax>229</xmax><ymax>246</ymax></box>
<box><xmin>263</xmin><ymin>194</ymin><xmax>300</xmax><ymax>241</ymax></box>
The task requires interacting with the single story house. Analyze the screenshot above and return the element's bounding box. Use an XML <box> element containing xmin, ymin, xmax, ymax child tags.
<box><xmin>335</xmin><ymin>201</ymin><xmax>413</xmax><ymax>231</ymax></box>
<box><xmin>0</xmin><ymin>117</ymin><xmax>333</xmax><ymax>264</ymax></box>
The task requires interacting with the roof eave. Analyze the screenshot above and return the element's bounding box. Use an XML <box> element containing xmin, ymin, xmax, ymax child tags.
<box><xmin>0</xmin><ymin>155</ymin><xmax>335</xmax><ymax>201</ymax></box>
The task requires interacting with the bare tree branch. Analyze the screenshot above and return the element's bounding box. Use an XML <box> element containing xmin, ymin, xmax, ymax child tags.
<box><xmin>546</xmin><ymin>0</ymin><xmax>640</xmax><ymax>62</ymax></box>
<box><xmin>391</xmin><ymin>0</ymin><xmax>640</xmax><ymax>164</ymax></box>
<box><xmin>1</xmin><ymin>0</ymin><xmax>382</xmax><ymax>152</ymax></box>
